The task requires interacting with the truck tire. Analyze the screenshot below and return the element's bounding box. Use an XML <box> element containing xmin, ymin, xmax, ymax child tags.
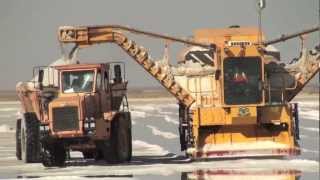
<box><xmin>82</xmin><ymin>151</ymin><xmax>95</xmax><ymax>159</ymax></box>
<box><xmin>41</xmin><ymin>143</ymin><xmax>66</xmax><ymax>167</ymax></box>
<box><xmin>20</xmin><ymin>113</ymin><xmax>40</xmax><ymax>163</ymax></box>
<box><xmin>103</xmin><ymin>113</ymin><xmax>132</xmax><ymax>163</ymax></box>
<box><xmin>127</xmin><ymin>127</ymin><xmax>132</xmax><ymax>162</ymax></box>
<box><xmin>94</xmin><ymin>149</ymin><xmax>104</xmax><ymax>160</ymax></box>
<box><xmin>16</xmin><ymin>119</ymin><xmax>22</xmax><ymax>160</ymax></box>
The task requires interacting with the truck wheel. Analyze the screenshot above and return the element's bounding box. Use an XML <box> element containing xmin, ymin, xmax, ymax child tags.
<box><xmin>127</xmin><ymin>126</ymin><xmax>132</xmax><ymax>162</ymax></box>
<box><xmin>41</xmin><ymin>143</ymin><xmax>66</xmax><ymax>167</ymax></box>
<box><xmin>16</xmin><ymin>119</ymin><xmax>22</xmax><ymax>160</ymax></box>
<box><xmin>82</xmin><ymin>151</ymin><xmax>95</xmax><ymax>159</ymax></box>
<box><xmin>104</xmin><ymin>113</ymin><xmax>132</xmax><ymax>163</ymax></box>
<box><xmin>94</xmin><ymin>149</ymin><xmax>104</xmax><ymax>160</ymax></box>
<box><xmin>21</xmin><ymin>113</ymin><xmax>40</xmax><ymax>163</ymax></box>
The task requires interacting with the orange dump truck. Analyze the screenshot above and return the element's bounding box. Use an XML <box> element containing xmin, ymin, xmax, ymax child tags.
<box><xmin>16</xmin><ymin>62</ymin><xmax>132</xmax><ymax>166</ymax></box>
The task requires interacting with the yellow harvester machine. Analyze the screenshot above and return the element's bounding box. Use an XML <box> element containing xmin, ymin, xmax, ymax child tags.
<box><xmin>57</xmin><ymin>25</ymin><xmax>319</xmax><ymax>159</ymax></box>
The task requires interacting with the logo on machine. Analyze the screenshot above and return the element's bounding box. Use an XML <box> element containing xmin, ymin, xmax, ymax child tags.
<box><xmin>227</xmin><ymin>41</ymin><xmax>251</xmax><ymax>47</ymax></box>
<box><xmin>238</xmin><ymin>107</ymin><xmax>250</xmax><ymax>117</ymax></box>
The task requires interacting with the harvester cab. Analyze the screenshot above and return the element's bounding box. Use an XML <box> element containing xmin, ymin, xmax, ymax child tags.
<box><xmin>222</xmin><ymin>45</ymin><xmax>264</xmax><ymax>106</ymax></box>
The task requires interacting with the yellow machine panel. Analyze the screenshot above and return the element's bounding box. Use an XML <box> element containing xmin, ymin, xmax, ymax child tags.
<box><xmin>194</xmin><ymin>106</ymin><xmax>257</xmax><ymax>126</ymax></box>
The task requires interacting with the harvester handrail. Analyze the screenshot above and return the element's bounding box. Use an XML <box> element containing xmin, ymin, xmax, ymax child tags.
<box><xmin>260</xmin><ymin>25</ymin><xmax>320</xmax><ymax>46</ymax></box>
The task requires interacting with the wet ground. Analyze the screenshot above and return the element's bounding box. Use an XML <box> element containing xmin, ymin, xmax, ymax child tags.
<box><xmin>0</xmin><ymin>95</ymin><xmax>318</xmax><ymax>179</ymax></box>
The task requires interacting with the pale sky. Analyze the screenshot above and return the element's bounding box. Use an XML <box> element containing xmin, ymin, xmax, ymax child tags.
<box><xmin>0</xmin><ymin>0</ymin><xmax>319</xmax><ymax>90</ymax></box>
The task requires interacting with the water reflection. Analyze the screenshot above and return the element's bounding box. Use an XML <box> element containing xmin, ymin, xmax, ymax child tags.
<box><xmin>181</xmin><ymin>169</ymin><xmax>301</xmax><ymax>180</ymax></box>
<box><xmin>17</xmin><ymin>174</ymin><xmax>134</xmax><ymax>179</ymax></box>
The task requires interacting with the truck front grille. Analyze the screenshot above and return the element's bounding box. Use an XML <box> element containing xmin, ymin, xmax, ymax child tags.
<box><xmin>52</xmin><ymin>106</ymin><xmax>79</xmax><ymax>131</ymax></box>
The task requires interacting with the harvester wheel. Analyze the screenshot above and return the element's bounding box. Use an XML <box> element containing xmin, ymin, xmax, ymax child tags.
<box><xmin>103</xmin><ymin>113</ymin><xmax>132</xmax><ymax>163</ymax></box>
<box><xmin>41</xmin><ymin>143</ymin><xmax>66</xmax><ymax>167</ymax></box>
<box><xmin>20</xmin><ymin>113</ymin><xmax>40</xmax><ymax>163</ymax></box>
<box><xmin>16</xmin><ymin>119</ymin><xmax>22</xmax><ymax>160</ymax></box>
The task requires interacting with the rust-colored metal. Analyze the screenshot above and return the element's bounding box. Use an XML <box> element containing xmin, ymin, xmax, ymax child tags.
<box><xmin>59</xmin><ymin>25</ymin><xmax>213</xmax><ymax>48</ymax></box>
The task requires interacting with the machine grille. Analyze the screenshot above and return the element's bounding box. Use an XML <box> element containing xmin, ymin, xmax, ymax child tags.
<box><xmin>52</xmin><ymin>106</ymin><xmax>79</xmax><ymax>131</ymax></box>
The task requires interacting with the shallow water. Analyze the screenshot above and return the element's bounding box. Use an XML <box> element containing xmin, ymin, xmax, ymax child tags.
<box><xmin>0</xmin><ymin>97</ymin><xmax>318</xmax><ymax>179</ymax></box>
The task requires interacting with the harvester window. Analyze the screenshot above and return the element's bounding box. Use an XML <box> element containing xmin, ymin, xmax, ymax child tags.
<box><xmin>62</xmin><ymin>70</ymin><xmax>94</xmax><ymax>93</ymax></box>
<box><xmin>223</xmin><ymin>57</ymin><xmax>262</xmax><ymax>105</ymax></box>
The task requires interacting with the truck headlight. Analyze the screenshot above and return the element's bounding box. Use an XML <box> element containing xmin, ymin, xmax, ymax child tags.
<box><xmin>84</xmin><ymin>123</ymin><xmax>89</xmax><ymax>129</ymax></box>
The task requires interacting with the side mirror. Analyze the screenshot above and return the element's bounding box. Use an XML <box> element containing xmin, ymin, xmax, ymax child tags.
<box><xmin>257</xmin><ymin>0</ymin><xmax>266</xmax><ymax>10</ymax></box>
<box><xmin>38</xmin><ymin>69</ymin><xmax>44</xmax><ymax>90</ymax></box>
<box><xmin>114</xmin><ymin>65</ymin><xmax>122</xmax><ymax>83</ymax></box>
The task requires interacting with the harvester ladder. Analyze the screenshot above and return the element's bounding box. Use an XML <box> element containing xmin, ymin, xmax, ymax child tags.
<box><xmin>117</xmin><ymin>37</ymin><xmax>195</xmax><ymax>106</ymax></box>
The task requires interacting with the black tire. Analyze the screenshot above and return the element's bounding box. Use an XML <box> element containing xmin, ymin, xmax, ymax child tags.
<box><xmin>127</xmin><ymin>126</ymin><xmax>132</xmax><ymax>162</ymax></box>
<box><xmin>103</xmin><ymin>113</ymin><xmax>132</xmax><ymax>163</ymax></box>
<box><xmin>21</xmin><ymin>113</ymin><xmax>40</xmax><ymax>163</ymax></box>
<box><xmin>82</xmin><ymin>151</ymin><xmax>95</xmax><ymax>159</ymax></box>
<box><xmin>16</xmin><ymin>119</ymin><xmax>22</xmax><ymax>160</ymax></box>
<box><xmin>181</xmin><ymin>172</ymin><xmax>188</xmax><ymax>180</ymax></box>
<box><xmin>41</xmin><ymin>143</ymin><xmax>66</xmax><ymax>167</ymax></box>
<box><xmin>94</xmin><ymin>149</ymin><xmax>104</xmax><ymax>161</ymax></box>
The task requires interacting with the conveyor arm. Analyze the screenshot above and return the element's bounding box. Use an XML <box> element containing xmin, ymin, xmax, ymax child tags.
<box><xmin>58</xmin><ymin>25</ymin><xmax>212</xmax><ymax>106</ymax></box>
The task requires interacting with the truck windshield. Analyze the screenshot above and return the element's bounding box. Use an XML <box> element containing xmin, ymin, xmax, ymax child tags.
<box><xmin>62</xmin><ymin>70</ymin><xmax>94</xmax><ymax>93</ymax></box>
<box><xmin>223</xmin><ymin>57</ymin><xmax>262</xmax><ymax>105</ymax></box>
